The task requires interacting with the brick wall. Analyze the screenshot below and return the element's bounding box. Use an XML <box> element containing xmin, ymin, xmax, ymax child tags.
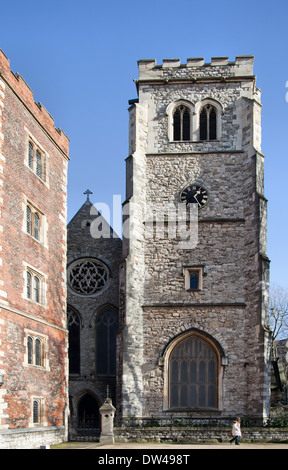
<box><xmin>0</xmin><ymin>49</ymin><xmax>69</xmax><ymax>448</ymax></box>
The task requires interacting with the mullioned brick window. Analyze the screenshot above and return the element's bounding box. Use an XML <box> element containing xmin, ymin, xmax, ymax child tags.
<box><xmin>30</xmin><ymin>397</ymin><xmax>47</xmax><ymax>426</ymax></box>
<box><xmin>24</xmin><ymin>329</ymin><xmax>49</xmax><ymax>371</ymax></box>
<box><xmin>23</xmin><ymin>197</ymin><xmax>47</xmax><ymax>246</ymax></box>
<box><xmin>26</xmin><ymin>205</ymin><xmax>40</xmax><ymax>240</ymax></box>
<box><xmin>27</xmin><ymin>336</ymin><xmax>43</xmax><ymax>366</ymax></box>
<box><xmin>25</xmin><ymin>267</ymin><xmax>46</xmax><ymax>305</ymax></box>
<box><xmin>28</xmin><ymin>140</ymin><xmax>46</xmax><ymax>181</ymax></box>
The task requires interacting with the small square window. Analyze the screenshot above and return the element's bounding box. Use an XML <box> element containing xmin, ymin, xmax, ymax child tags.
<box><xmin>183</xmin><ymin>266</ymin><xmax>204</xmax><ymax>291</ymax></box>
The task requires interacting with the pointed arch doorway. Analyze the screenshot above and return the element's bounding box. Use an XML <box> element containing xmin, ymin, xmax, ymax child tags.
<box><xmin>77</xmin><ymin>393</ymin><xmax>100</xmax><ymax>437</ymax></box>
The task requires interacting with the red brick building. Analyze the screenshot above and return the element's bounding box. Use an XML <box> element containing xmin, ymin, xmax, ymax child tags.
<box><xmin>0</xmin><ymin>50</ymin><xmax>69</xmax><ymax>448</ymax></box>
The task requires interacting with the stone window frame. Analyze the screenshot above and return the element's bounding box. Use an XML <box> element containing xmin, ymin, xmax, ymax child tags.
<box><xmin>199</xmin><ymin>104</ymin><xmax>217</xmax><ymax>140</ymax></box>
<box><xmin>172</xmin><ymin>104</ymin><xmax>191</xmax><ymax>141</ymax></box>
<box><xmin>24</xmin><ymin>127</ymin><xmax>49</xmax><ymax>187</ymax></box>
<box><xmin>183</xmin><ymin>265</ymin><xmax>205</xmax><ymax>291</ymax></box>
<box><xmin>160</xmin><ymin>329</ymin><xmax>227</xmax><ymax>412</ymax></box>
<box><xmin>166</xmin><ymin>99</ymin><xmax>194</xmax><ymax>142</ymax></box>
<box><xmin>24</xmin><ymin>328</ymin><xmax>49</xmax><ymax>370</ymax></box>
<box><xmin>23</xmin><ymin>263</ymin><xmax>47</xmax><ymax>306</ymax></box>
<box><xmin>166</xmin><ymin>98</ymin><xmax>222</xmax><ymax>143</ymax></box>
<box><xmin>30</xmin><ymin>396</ymin><xmax>47</xmax><ymax>427</ymax></box>
<box><xmin>194</xmin><ymin>98</ymin><xmax>223</xmax><ymax>141</ymax></box>
<box><xmin>23</xmin><ymin>197</ymin><xmax>47</xmax><ymax>246</ymax></box>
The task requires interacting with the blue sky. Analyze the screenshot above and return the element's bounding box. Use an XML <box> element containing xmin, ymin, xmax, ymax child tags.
<box><xmin>0</xmin><ymin>0</ymin><xmax>287</xmax><ymax>288</ymax></box>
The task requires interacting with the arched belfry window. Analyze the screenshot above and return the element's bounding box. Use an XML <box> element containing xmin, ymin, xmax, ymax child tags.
<box><xmin>173</xmin><ymin>105</ymin><xmax>191</xmax><ymax>141</ymax></box>
<box><xmin>96</xmin><ymin>306</ymin><xmax>119</xmax><ymax>376</ymax></box>
<box><xmin>169</xmin><ymin>334</ymin><xmax>218</xmax><ymax>409</ymax></box>
<box><xmin>67</xmin><ymin>307</ymin><xmax>81</xmax><ymax>374</ymax></box>
<box><xmin>166</xmin><ymin>100</ymin><xmax>194</xmax><ymax>142</ymax></box>
<box><xmin>200</xmin><ymin>104</ymin><xmax>217</xmax><ymax>140</ymax></box>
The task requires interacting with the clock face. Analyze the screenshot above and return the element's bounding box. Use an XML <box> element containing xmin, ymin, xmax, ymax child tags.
<box><xmin>180</xmin><ymin>185</ymin><xmax>208</xmax><ymax>208</ymax></box>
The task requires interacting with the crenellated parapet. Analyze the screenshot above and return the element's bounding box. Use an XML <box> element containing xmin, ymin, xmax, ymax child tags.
<box><xmin>137</xmin><ymin>56</ymin><xmax>255</xmax><ymax>81</ymax></box>
<box><xmin>0</xmin><ymin>49</ymin><xmax>69</xmax><ymax>157</ymax></box>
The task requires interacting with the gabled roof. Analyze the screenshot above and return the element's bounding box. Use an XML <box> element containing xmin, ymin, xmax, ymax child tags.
<box><xmin>68</xmin><ymin>195</ymin><xmax>121</xmax><ymax>240</ymax></box>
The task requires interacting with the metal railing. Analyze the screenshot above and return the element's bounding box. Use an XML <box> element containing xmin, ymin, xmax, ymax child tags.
<box><xmin>115</xmin><ymin>415</ymin><xmax>269</xmax><ymax>428</ymax></box>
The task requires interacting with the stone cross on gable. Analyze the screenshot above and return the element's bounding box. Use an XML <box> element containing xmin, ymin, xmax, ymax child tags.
<box><xmin>84</xmin><ymin>189</ymin><xmax>93</xmax><ymax>201</ymax></box>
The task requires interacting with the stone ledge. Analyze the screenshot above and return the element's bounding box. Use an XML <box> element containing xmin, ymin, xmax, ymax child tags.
<box><xmin>0</xmin><ymin>425</ymin><xmax>65</xmax><ymax>435</ymax></box>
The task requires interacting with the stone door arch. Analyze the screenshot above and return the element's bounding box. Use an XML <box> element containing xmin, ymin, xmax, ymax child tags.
<box><xmin>77</xmin><ymin>392</ymin><xmax>100</xmax><ymax>435</ymax></box>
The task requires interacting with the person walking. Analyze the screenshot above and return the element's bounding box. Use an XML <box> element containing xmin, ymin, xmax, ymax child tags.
<box><xmin>229</xmin><ymin>417</ymin><xmax>241</xmax><ymax>445</ymax></box>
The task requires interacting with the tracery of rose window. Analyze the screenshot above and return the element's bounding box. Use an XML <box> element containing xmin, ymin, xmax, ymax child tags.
<box><xmin>68</xmin><ymin>258</ymin><xmax>109</xmax><ymax>295</ymax></box>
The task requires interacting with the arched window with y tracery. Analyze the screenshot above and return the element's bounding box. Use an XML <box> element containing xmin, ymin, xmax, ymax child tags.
<box><xmin>199</xmin><ymin>104</ymin><xmax>217</xmax><ymax>140</ymax></box>
<box><xmin>173</xmin><ymin>105</ymin><xmax>191</xmax><ymax>141</ymax></box>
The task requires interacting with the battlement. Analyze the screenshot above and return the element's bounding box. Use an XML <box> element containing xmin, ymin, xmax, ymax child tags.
<box><xmin>137</xmin><ymin>56</ymin><xmax>254</xmax><ymax>81</ymax></box>
<box><xmin>0</xmin><ymin>49</ymin><xmax>69</xmax><ymax>157</ymax></box>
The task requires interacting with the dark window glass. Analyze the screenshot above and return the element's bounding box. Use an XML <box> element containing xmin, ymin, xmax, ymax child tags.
<box><xmin>209</xmin><ymin>107</ymin><xmax>217</xmax><ymax>140</ymax></box>
<box><xmin>28</xmin><ymin>336</ymin><xmax>33</xmax><ymax>364</ymax></box>
<box><xmin>169</xmin><ymin>335</ymin><xmax>217</xmax><ymax>409</ymax></box>
<box><xmin>200</xmin><ymin>108</ymin><xmax>208</xmax><ymax>140</ymax></box>
<box><xmin>173</xmin><ymin>108</ymin><xmax>181</xmax><ymax>141</ymax></box>
<box><xmin>33</xmin><ymin>400</ymin><xmax>39</xmax><ymax>423</ymax></box>
<box><xmin>35</xmin><ymin>338</ymin><xmax>41</xmax><ymax>366</ymax></box>
<box><xmin>173</xmin><ymin>105</ymin><xmax>190</xmax><ymax>141</ymax></box>
<box><xmin>190</xmin><ymin>273</ymin><xmax>199</xmax><ymax>290</ymax></box>
<box><xmin>67</xmin><ymin>308</ymin><xmax>81</xmax><ymax>374</ymax></box>
<box><xmin>200</xmin><ymin>104</ymin><xmax>217</xmax><ymax>140</ymax></box>
<box><xmin>96</xmin><ymin>307</ymin><xmax>118</xmax><ymax>376</ymax></box>
<box><xmin>182</xmin><ymin>108</ymin><xmax>190</xmax><ymax>141</ymax></box>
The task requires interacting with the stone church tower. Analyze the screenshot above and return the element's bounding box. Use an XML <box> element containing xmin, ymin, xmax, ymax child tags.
<box><xmin>119</xmin><ymin>56</ymin><xmax>270</xmax><ymax>423</ymax></box>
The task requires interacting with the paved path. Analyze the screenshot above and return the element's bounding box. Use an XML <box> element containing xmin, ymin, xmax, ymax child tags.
<box><xmin>52</xmin><ymin>441</ymin><xmax>288</xmax><ymax>450</ymax></box>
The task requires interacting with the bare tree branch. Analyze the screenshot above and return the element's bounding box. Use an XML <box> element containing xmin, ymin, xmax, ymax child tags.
<box><xmin>269</xmin><ymin>284</ymin><xmax>288</xmax><ymax>360</ymax></box>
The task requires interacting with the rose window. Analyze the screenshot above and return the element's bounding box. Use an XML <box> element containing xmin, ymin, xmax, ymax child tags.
<box><xmin>68</xmin><ymin>258</ymin><xmax>109</xmax><ymax>296</ymax></box>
